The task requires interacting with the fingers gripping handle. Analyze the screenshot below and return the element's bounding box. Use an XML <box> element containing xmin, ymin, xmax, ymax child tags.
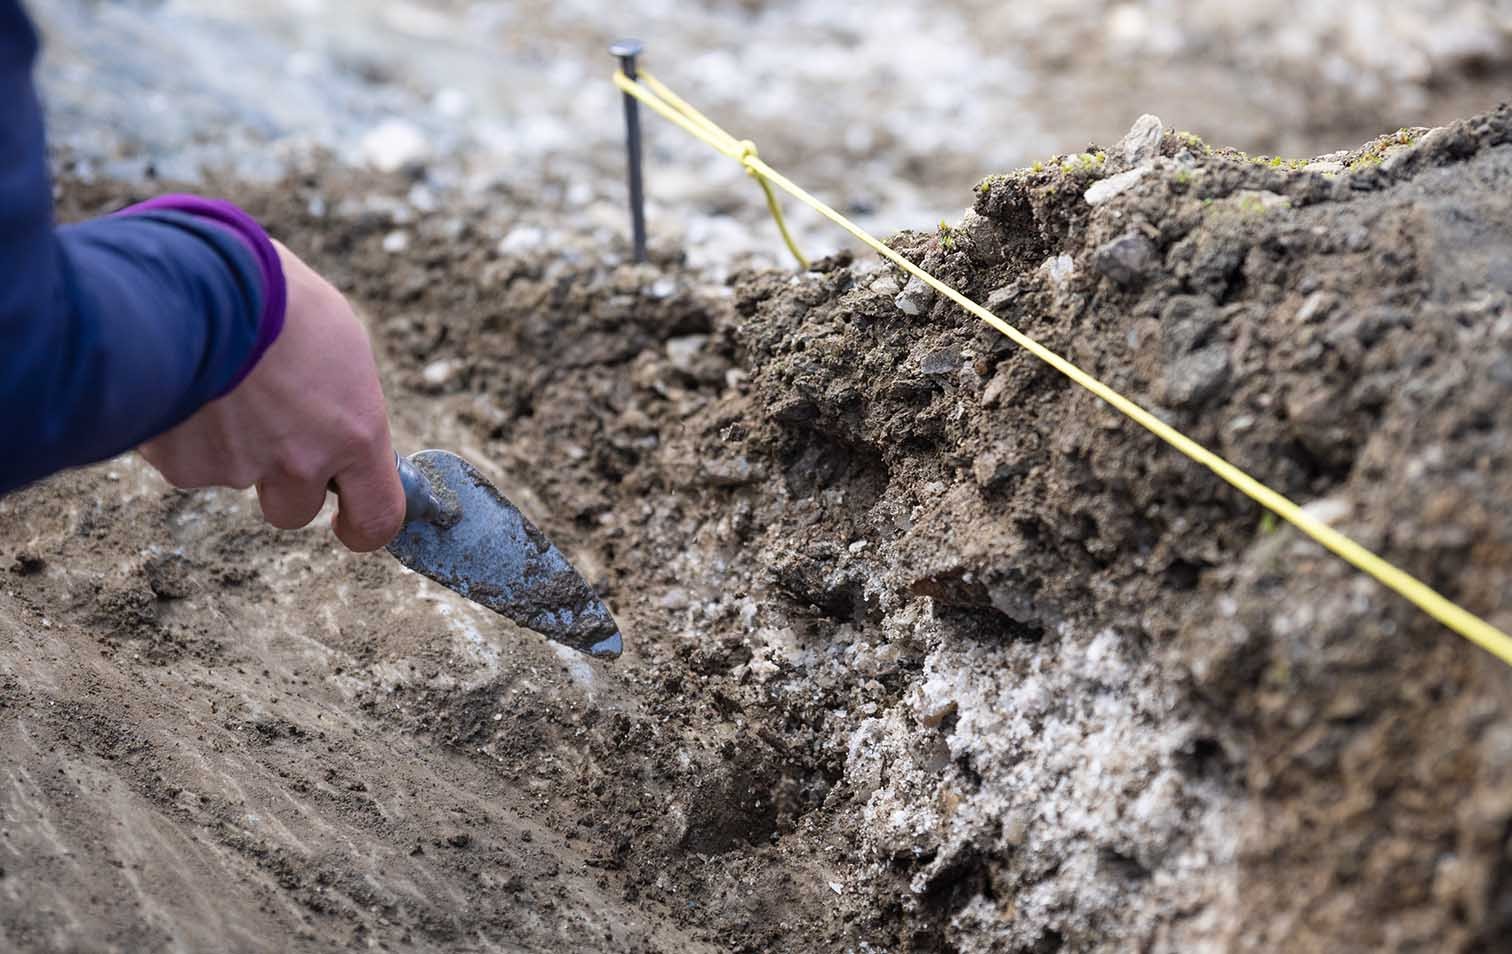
<box><xmin>396</xmin><ymin>452</ymin><xmax>446</xmax><ymax>526</ymax></box>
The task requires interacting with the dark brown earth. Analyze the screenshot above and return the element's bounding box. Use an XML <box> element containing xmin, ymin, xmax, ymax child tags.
<box><xmin>2</xmin><ymin>106</ymin><xmax>1511</xmax><ymax>952</ymax></box>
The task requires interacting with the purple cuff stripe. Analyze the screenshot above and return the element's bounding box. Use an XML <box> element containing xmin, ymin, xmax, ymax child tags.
<box><xmin>116</xmin><ymin>195</ymin><xmax>287</xmax><ymax>395</ymax></box>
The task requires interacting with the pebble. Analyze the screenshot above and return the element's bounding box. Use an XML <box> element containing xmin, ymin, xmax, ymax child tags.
<box><xmin>985</xmin><ymin>282</ymin><xmax>1021</xmax><ymax>312</ymax></box>
<box><xmin>1041</xmin><ymin>254</ymin><xmax>1077</xmax><ymax>288</ymax></box>
<box><xmin>421</xmin><ymin>358</ymin><xmax>460</xmax><ymax>388</ymax></box>
<box><xmin>895</xmin><ymin>277</ymin><xmax>936</xmax><ymax>317</ymax></box>
<box><xmin>958</xmin><ymin>209</ymin><xmax>1002</xmax><ymax>264</ymax></box>
<box><xmin>407</xmin><ymin>184</ymin><xmax>439</xmax><ymax>213</ymax></box>
<box><xmin>382</xmin><ymin>230</ymin><xmax>411</xmax><ymax>254</ymax></box>
<box><xmin>665</xmin><ymin>335</ymin><xmax>709</xmax><ymax>373</ymax></box>
<box><xmin>1294</xmin><ymin>291</ymin><xmax>1334</xmax><ymax>323</ymax></box>
<box><xmin>359</xmin><ymin>118</ymin><xmax>431</xmax><ymax>173</ymax></box>
<box><xmin>1298</xmin><ymin>496</ymin><xmax>1352</xmax><ymax>527</ymax></box>
<box><xmin>498</xmin><ymin>226</ymin><xmax>546</xmax><ymax>255</ymax></box>
<box><xmin>1084</xmin><ymin>165</ymin><xmax>1150</xmax><ymax>206</ymax></box>
<box><xmin>1118</xmin><ymin>113</ymin><xmax>1165</xmax><ymax>165</ymax></box>
<box><xmin>1092</xmin><ymin>232</ymin><xmax>1157</xmax><ymax>287</ymax></box>
<box><xmin>919</xmin><ymin>349</ymin><xmax>961</xmax><ymax>375</ymax></box>
<box><xmin>646</xmin><ymin>276</ymin><xmax>679</xmax><ymax>300</ymax></box>
<box><xmin>1164</xmin><ymin>345</ymin><xmax>1231</xmax><ymax>408</ymax></box>
<box><xmin>701</xmin><ymin>457</ymin><xmax>758</xmax><ymax>487</ymax></box>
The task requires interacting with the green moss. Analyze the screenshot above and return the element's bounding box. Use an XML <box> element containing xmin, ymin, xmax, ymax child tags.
<box><xmin>1031</xmin><ymin>160</ymin><xmax>1045</xmax><ymax>173</ymax></box>
<box><xmin>1177</xmin><ymin>131</ymin><xmax>1213</xmax><ymax>156</ymax></box>
<box><xmin>1347</xmin><ymin>151</ymin><xmax>1383</xmax><ymax>171</ymax></box>
<box><xmin>1060</xmin><ymin>151</ymin><xmax>1107</xmax><ymax>175</ymax></box>
<box><xmin>1173</xmin><ymin>168</ymin><xmax>1194</xmax><ymax>186</ymax></box>
<box><xmin>1259</xmin><ymin>511</ymin><xmax>1279</xmax><ymax>535</ymax></box>
<box><xmin>938</xmin><ymin>221</ymin><xmax>955</xmax><ymax>250</ymax></box>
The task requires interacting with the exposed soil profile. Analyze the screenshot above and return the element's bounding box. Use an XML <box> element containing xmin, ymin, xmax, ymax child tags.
<box><xmin>2</xmin><ymin>107</ymin><xmax>1510</xmax><ymax>952</ymax></box>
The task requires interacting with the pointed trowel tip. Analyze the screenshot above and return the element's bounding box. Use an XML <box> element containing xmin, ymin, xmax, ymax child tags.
<box><xmin>588</xmin><ymin>630</ymin><xmax>623</xmax><ymax>660</ymax></box>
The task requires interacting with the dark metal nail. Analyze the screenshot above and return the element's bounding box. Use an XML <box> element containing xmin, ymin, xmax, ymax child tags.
<box><xmin>610</xmin><ymin>38</ymin><xmax>647</xmax><ymax>263</ymax></box>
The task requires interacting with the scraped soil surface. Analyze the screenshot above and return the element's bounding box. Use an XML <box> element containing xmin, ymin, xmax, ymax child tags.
<box><xmin>4</xmin><ymin>107</ymin><xmax>1512</xmax><ymax>953</ymax></box>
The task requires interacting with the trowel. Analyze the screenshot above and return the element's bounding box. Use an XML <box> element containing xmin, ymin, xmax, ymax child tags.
<box><xmin>383</xmin><ymin>450</ymin><xmax>622</xmax><ymax>659</ymax></box>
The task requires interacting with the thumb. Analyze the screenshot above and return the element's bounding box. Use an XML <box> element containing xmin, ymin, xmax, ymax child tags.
<box><xmin>329</xmin><ymin>448</ymin><xmax>406</xmax><ymax>552</ymax></box>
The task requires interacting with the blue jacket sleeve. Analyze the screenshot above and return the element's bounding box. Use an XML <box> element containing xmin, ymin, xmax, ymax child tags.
<box><xmin>1</xmin><ymin>1</ymin><xmax>264</xmax><ymax>495</ymax></box>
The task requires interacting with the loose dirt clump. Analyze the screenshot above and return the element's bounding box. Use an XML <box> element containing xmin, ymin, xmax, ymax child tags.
<box><xmin>3</xmin><ymin>106</ymin><xmax>1511</xmax><ymax>952</ymax></box>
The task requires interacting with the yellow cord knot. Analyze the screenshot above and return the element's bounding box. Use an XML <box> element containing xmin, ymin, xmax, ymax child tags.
<box><xmin>737</xmin><ymin>140</ymin><xmax>760</xmax><ymax>175</ymax></box>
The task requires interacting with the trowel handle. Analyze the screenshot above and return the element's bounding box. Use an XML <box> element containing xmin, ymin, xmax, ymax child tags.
<box><xmin>396</xmin><ymin>452</ymin><xmax>444</xmax><ymax>525</ymax></box>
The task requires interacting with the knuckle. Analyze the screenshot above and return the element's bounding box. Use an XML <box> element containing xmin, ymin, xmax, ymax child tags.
<box><xmin>353</xmin><ymin>412</ymin><xmax>390</xmax><ymax>453</ymax></box>
<box><xmin>277</xmin><ymin>452</ymin><xmax>327</xmax><ymax>487</ymax></box>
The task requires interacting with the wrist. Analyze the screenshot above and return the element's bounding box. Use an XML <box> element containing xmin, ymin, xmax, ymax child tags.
<box><xmin>117</xmin><ymin>195</ymin><xmax>287</xmax><ymax>394</ymax></box>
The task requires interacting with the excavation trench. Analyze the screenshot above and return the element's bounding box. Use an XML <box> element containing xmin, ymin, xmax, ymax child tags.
<box><xmin>2</xmin><ymin>109</ymin><xmax>1512</xmax><ymax>952</ymax></box>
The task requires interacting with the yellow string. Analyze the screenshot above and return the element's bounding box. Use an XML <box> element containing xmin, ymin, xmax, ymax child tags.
<box><xmin>612</xmin><ymin>69</ymin><xmax>1512</xmax><ymax>669</ymax></box>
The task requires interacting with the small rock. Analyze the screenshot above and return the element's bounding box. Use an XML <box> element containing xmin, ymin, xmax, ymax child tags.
<box><xmin>701</xmin><ymin>456</ymin><xmax>759</xmax><ymax>487</ymax></box>
<box><xmin>869</xmin><ymin>273</ymin><xmax>901</xmax><ymax>298</ymax></box>
<box><xmin>646</xmin><ymin>276</ymin><xmax>678</xmax><ymax>300</ymax></box>
<box><xmin>665</xmin><ymin>335</ymin><xmax>708</xmax><ymax>373</ymax></box>
<box><xmin>1118</xmin><ymin>113</ymin><xmax>1165</xmax><ymax>164</ymax></box>
<box><xmin>498</xmin><ymin>226</ymin><xmax>545</xmax><ymax>255</ymax></box>
<box><xmin>1298</xmin><ymin>496</ymin><xmax>1352</xmax><ymax>527</ymax></box>
<box><xmin>1294</xmin><ymin>291</ymin><xmax>1333</xmax><ymax>323</ymax></box>
<box><xmin>1092</xmin><ymin>232</ymin><xmax>1157</xmax><ymax>287</ymax></box>
<box><xmin>1084</xmin><ymin>165</ymin><xmax>1149</xmax><ymax>206</ymax></box>
<box><xmin>1164</xmin><ymin>345</ymin><xmax>1231</xmax><ymax>408</ymax></box>
<box><xmin>421</xmin><ymin>358</ymin><xmax>460</xmax><ymax>389</ymax></box>
<box><xmin>895</xmin><ymin>276</ymin><xmax>936</xmax><ymax>317</ymax></box>
<box><xmin>407</xmin><ymin>184</ymin><xmax>438</xmax><ymax>213</ymax></box>
<box><xmin>1160</xmin><ymin>295</ymin><xmax>1221</xmax><ymax>360</ymax></box>
<box><xmin>1303</xmin><ymin>160</ymin><xmax>1344</xmax><ymax>174</ymax></box>
<box><xmin>359</xmin><ymin>119</ymin><xmax>431</xmax><ymax>173</ymax></box>
<box><xmin>984</xmin><ymin>282</ymin><xmax>1021</xmax><ymax>312</ymax></box>
<box><xmin>1040</xmin><ymin>253</ymin><xmax>1077</xmax><ymax>289</ymax></box>
<box><xmin>445</xmin><ymin>832</ymin><xmax>472</xmax><ymax>849</ymax></box>
<box><xmin>381</xmin><ymin>230</ymin><xmax>410</xmax><ymax>254</ymax></box>
<box><xmin>958</xmin><ymin>209</ymin><xmax>1002</xmax><ymax>264</ymax></box>
<box><xmin>919</xmin><ymin>349</ymin><xmax>961</xmax><ymax>375</ymax></box>
<box><xmin>658</xmin><ymin>588</ymin><xmax>691</xmax><ymax>610</ymax></box>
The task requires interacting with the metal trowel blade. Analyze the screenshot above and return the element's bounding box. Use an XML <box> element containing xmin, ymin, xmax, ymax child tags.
<box><xmin>385</xmin><ymin>450</ymin><xmax>622</xmax><ymax>659</ymax></box>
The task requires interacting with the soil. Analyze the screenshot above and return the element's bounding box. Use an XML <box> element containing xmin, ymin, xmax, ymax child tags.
<box><xmin>3</xmin><ymin>106</ymin><xmax>1512</xmax><ymax>952</ymax></box>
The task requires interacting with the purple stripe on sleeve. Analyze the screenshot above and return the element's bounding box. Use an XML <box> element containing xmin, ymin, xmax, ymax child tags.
<box><xmin>116</xmin><ymin>195</ymin><xmax>287</xmax><ymax>394</ymax></box>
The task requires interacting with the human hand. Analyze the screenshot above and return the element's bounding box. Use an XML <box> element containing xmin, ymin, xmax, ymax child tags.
<box><xmin>139</xmin><ymin>240</ymin><xmax>406</xmax><ymax>551</ymax></box>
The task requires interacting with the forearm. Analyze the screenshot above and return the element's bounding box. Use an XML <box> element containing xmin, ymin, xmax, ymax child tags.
<box><xmin>1</xmin><ymin>0</ymin><xmax>279</xmax><ymax>494</ymax></box>
<box><xmin>1</xmin><ymin>215</ymin><xmax>266</xmax><ymax>490</ymax></box>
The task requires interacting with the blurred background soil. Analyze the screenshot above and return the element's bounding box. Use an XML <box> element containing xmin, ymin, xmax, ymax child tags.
<box><xmin>33</xmin><ymin>0</ymin><xmax>1512</xmax><ymax>265</ymax></box>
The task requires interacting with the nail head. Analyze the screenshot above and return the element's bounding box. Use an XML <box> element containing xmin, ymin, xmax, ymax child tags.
<box><xmin>609</xmin><ymin>38</ymin><xmax>644</xmax><ymax>59</ymax></box>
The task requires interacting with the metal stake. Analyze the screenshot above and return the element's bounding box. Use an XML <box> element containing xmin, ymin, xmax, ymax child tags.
<box><xmin>610</xmin><ymin>39</ymin><xmax>647</xmax><ymax>263</ymax></box>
